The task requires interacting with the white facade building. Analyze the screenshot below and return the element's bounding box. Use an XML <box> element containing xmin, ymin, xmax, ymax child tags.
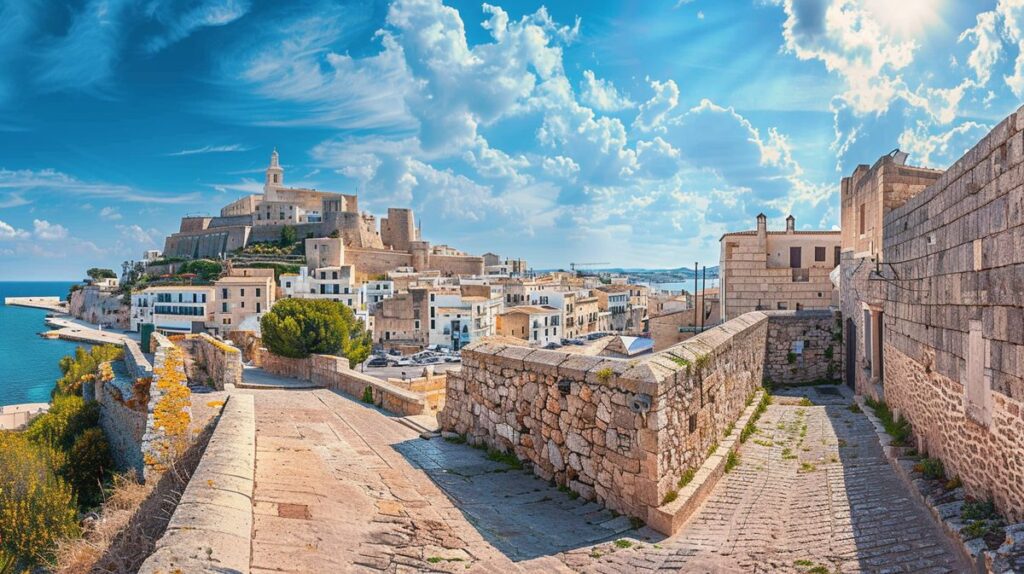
<box><xmin>427</xmin><ymin>292</ymin><xmax>502</xmax><ymax>350</ymax></box>
<box><xmin>361</xmin><ymin>280</ymin><xmax>394</xmax><ymax>314</ymax></box>
<box><xmin>139</xmin><ymin>286</ymin><xmax>216</xmax><ymax>333</ymax></box>
<box><xmin>279</xmin><ymin>266</ymin><xmax>359</xmax><ymax>309</ymax></box>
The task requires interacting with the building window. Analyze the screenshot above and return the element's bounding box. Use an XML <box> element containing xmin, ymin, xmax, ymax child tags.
<box><xmin>859</xmin><ymin>203</ymin><xmax>866</xmax><ymax>235</ymax></box>
<box><xmin>777</xmin><ymin>302</ymin><xmax>787</xmax><ymax>310</ymax></box>
<box><xmin>222</xmin><ymin>302</ymin><xmax>228</xmax><ymax>312</ymax></box>
<box><xmin>815</xmin><ymin>246</ymin><xmax>826</xmax><ymax>262</ymax></box>
<box><xmin>256</xmin><ymin>302</ymin><xmax>261</xmax><ymax>313</ymax></box>
<box><xmin>222</xmin><ymin>288</ymin><xmax>228</xmax><ymax>299</ymax></box>
<box><xmin>834</xmin><ymin>246</ymin><xmax>841</xmax><ymax>266</ymax></box>
<box><xmin>256</xmin><ymin>288</ymin><xmax>261</xmax><ymax>297</ymax></box>
<box><xmin>240</xmin><ymin>288</ymin><xmax>245</xmax><ymax>297</ymax></box>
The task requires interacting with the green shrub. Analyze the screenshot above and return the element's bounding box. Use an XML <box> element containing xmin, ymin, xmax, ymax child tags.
<box><xmin>0</xmin><ymin>433</ymin><xmax>79</xmax><ymax>569</ymax></box>
<box><xmin>864</xmin><ymin>397</ymin><xmax>912</xmax><ymax>446</ymax></box>
<box><xmin>177</xmin><ymin>259</ymin><xmax>222</xmax><ymax>281</ymax></box>
<box><xmin>786</xmin><ymin>352</ymin><xmax>797</xmax><ymax>364</ymax></box>
<box><xmin>913</xmin><ymin>457</ymin><xmax>945</xmax><ymax>481</ymax></box>
<box><xmin>361</xmin><ymin>385</ymin><xmax>374</xmax><ymax>404</ymax></box>
<box><xmin>962</xmin><ymin>499</ymin><xmax>998</xmax><ymax>521</ymax></box>
<box><xmin>63</xmin><ymin>428</ymin><xmax>112</xmax><ymax>507</ymax></box>
<box><xmin>662</xmin><ymin>490</ymin><xmax>678</xmax><ymax>504</ymax></box>
<box><xmin>261</xmin><ymin>298</ymin><xmax>372</xmax><ymax>366</ymax></box>
<box><xmin>86</xmin><ymin>267</ymin><xmax>117</xmax><ymax>281</ymax></box>
<box><xmin>280</xmin><ymin>225</ymin><xmax>297</xmax><ymax>247</ymax></box>
<box><xmin>25</xmin><ymin>394</ymin><xmax>99</xmax><ymax>452</ymax></box>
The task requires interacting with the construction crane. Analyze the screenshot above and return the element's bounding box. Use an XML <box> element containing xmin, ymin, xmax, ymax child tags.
<box><xmin>569</xmin><ymin>262</ymin><xmax>609</xmax><ymax>272</ymax></box>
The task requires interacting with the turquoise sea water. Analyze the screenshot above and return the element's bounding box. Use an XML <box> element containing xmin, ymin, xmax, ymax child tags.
<box><xmin>0</xmin><ymin>281</ymin><xmax>82</xmax><ymax>406</ymax></box>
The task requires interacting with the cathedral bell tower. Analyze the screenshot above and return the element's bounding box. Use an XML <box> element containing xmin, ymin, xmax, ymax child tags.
<box><xmin>264</xmin><ymin>148</ymin><xmax>284</xmax><ymax>201</ymax></box>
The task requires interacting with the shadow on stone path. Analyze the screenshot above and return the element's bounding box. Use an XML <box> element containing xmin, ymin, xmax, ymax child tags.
<box><xmin>394</xmin><ymin>437</ymin><xmax>658</xmax><ymax>561</ymax></box>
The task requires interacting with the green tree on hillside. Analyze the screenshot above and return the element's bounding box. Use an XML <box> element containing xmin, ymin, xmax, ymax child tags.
<box><xmin>280</xmin><ymin>225</ymin><xmax>297</xmax><ymax>247</ymax></box>
<box><xmin>177</xmin><ymin>259</ymin><xmax>222</xmax><ymax>281</ymax></box>
<box><xmin>260</xmin><ymin>299</ymin><xmax>372</xmax><ymax>366</ymax></box>
<box><xmin>86</xmin><ymin>268</ymin><xmax>116</xmax><ymax>281</ymax></box>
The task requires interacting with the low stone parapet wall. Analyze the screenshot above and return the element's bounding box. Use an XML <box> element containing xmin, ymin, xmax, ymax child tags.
<box><xmin>261</xmin><ymin>352</ymin><xmax>428</xmax><ymax>416</ymax></box>
<box><xmin>138</xmin><ymin>393</ymin><xmax>255</xmax><ymax>574</ymax></box>
<box><xmin>388</xmin><ymin>372</ymin><xmax>447</xmax><ymax>414</ymax></box>
<box><xmin>140</xmin><ymin>333</ymin><xmax>192</xmax><ymax>480</ymax></box>
<box><xmin>123</xmin><ymin>339</ymin><xmax>152</xmax><ymax>379</ymax></box>
<box><xmin>179</xmin><ymin>333</ymin><xmax>243</xmax><ymax>389</ymax></box>
<box><xmin>440</xmin><ymin>311</ymin><xmax>835</xmax><ymax>533</ymax></box>
<box><xmin>763</xmin><ymin>310</ymin><xmax>842</xmax><ymax>385</ymax></box>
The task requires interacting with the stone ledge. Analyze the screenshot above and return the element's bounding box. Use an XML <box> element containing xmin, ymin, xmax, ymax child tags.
<box><xmin>856</xmin><ymin>395</ymin><xmax>985</xmax><ymax>573</ymax></box>
<box><xmin>646</xmin><ymin>390</ymin><xmax>763</xmax><ymax>535</ymax></box>
<box><xmin>137</xmin><ymin>393</ymin><xmax>255</xmax><ymax>574</ymax></box>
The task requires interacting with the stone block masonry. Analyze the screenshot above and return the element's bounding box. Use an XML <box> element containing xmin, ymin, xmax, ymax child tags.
<box><xmin>763</xmin><ymin>310</ymin><xmax>842</xmax><ymax>385</ymax></box>
<box><xmin>137</xmin><ymin>393</ymin><xmax>255</xmax><ymax>574</ymax></box>
<box><xmin>877</xmin><ymin>105</ymin><xmax>1024</xmax><ymax>522</ymax></box>
<box><xmin>178</xmin><ymin>333</ymin><xmax>243</xmax><ymax>390</ymax></box>
<box><xmin>440</xmin><ymin>311</ymin><xmax>825</xmax><ymax>532</ymax></box>
<box><xmin>260</xmin><ymin>351</ymin><xmax>429</xmax><ymax>416</ymax></box>
<box><xmin>140</xmin><ymin>333</ymin><xmax>192</xmax><ymax>480</ymax></box>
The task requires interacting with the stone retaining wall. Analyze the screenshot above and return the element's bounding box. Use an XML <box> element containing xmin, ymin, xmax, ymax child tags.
<box><xmin>261</xmin><ymin>352</ymin><xmax>428</xmax><ymax>416</ymax></box>
<box><xmin>95</xmin><ymin>373</ymin><xmax>147</xmax><ymax>475</ymax></box>
<box><xmin>138</xmin><ymin>393</ymin><xmax>255</xmax><ymax>574</ymax></box>
<box><xmin>123</xmin><ymin>339</ymin><xmax>152</xmax><ymax>379</ymax></box>
<box><xmin>179</xmin><ymin>333</ymin><xmax>243</xmax><ymax>389</ymax></box>
<box><xmin>763</xmin><ymin>310</ymin><xmax>842</xmax><ymax>385</ymax></box>
<box><xmin>440</xmin><ymin>312</ymin><xmax>809</xmax><ymax>528</ymax></box>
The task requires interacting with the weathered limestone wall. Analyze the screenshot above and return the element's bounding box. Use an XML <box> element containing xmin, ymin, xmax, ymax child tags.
<box><xmin>260</xmin><ymin>352</ymin><xmax>428</xmax><ymax>416</ymax></box>
<box><xmin>138</xmin><ymin>394</ymin><xmax>255</xmax><ymax>574</ymax></box>
<box><xmin>123</xmin><ymin>339</ymin><xmax>152</xmax><ymax>380</ymax></box>
<box><xmin>95</xmin><ymin>365</ymin><xmax>148</xmax><ymax>476</ymax></box>
<box><xmin>141</xmin><ymin>333</ymin><xmax>192</xmax><ymax>479</ymax></box>
<box><xmin>179</xmin><ymin>333</ymin><xmax>243</xmax><ymax>389</ymax></box>
<box><xmin>346</xmin><ymin>247</ymin><xmax>414</xmax><ymax>278</ymax></box>
<box><xmin>427</xmin><ymin>254</ymin><xmax>485</xmax><ymax>277</ymax></box>
<box><xmin>884</xmin><ymin>346</ymin><xmax>1024</xmax><ymax>521</ymax></box>
<box><xmin>878</xmin><ymin>106</ymin><xmax>1024</xmax><ymax>521</ymax></box>
<box><xmin>69</xmin><ymin>286</ymin><xmax>129</xmax><ymax>329</ymax></box>
<box><xmin>439</xmin><ymin>312</ymin><xmax>800</xmax><ymax>525</ymax></box>
<box><xmin>387</xmin><ymin>372</ymin><xmax>447</xmax><ymax>414</ymax></box>
<box><xmin>763</xmin><ymin>310</ymin><xmax>842</xmax><ymax>385</ymax></box>
<box><xmin>839</xmin><ymin>251</ymin><xmax>886</xmax><ymax>396</ymax></box>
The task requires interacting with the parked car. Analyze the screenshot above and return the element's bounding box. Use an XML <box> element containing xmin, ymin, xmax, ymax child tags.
<box><xmin>387</xmin><ymin>349</ymin><xmax>402</xmax><ymax>356</ymax></box>
<box><xmin>367</xmin><ymin>357</ymin><xmax>389</xmax><ymax>368</ymax></box>
<box><xmin>391</xmin><ymin>358</ymin><xmax>416</xmax><ymax>367</ymax></box>
<box><xmin>417</xmin><ymin>356</ymin><xmax>444</xmax><ymax>365</ymax></box>
<box><xmin>444</xmin><ymin>355</ymin><xmax>462</xmax><ymax>363</ymax></box>
<box><xmin>542</xmin><ymin>342</ymin><xmax>562</xmax><ymax>350</ymax></box>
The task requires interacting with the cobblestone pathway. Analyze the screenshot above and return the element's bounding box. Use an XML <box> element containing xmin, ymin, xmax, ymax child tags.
<box><xmin>558</xmin><ymin>386</ymin><xmax>970</xmax><ymax>573</ymax></box>
<box><xmin>246</xmin><ymin>384</ymin><xmax>967</xmax><ymax>573</ymax></box>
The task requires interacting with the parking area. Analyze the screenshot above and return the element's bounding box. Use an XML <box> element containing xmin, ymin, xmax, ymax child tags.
<box><xmin>359</xmin><ymin>362</ymin><xmax>460</xmax><ymax>381</ymax></box>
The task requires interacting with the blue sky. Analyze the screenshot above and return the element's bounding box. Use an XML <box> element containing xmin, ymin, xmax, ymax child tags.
<box><xmin>0</xmin><ymin>0</ymin><xmax>1019</xmax><ymax>279</ymax></box>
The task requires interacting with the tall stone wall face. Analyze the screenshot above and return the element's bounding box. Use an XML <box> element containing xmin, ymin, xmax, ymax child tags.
<box><xmin>839</xmin><ymin>253</ymin><xmax>885</xmax><ymax>397</ymax></box>
<box><xmin>95</xmin><ymin>369</ymin><xmax>147</xmax><ymax>476</ymax></box>
<box><xmin>878</xmin><ymin>106</ymin><xmax>1024</xmax><ymax>521</ymax></box>
<box><xmin>346</xmin><ymin>248</ymin><xmax>414</xmax><ymax>278</ymax></box>
<box><xmin>426</xmin><ymin>254</ymin><xmax>485</xmax><ymax>277</ymax></box>
<box><xmin>178</xmin><ymin>333</ymin><xmax>243</xmax><ymax>390</ymax></box>
<box><xmin>763</xmin><ymin>310</ymin><xmax>842</xmax><ymax>385</ymax></box>
<box><xmin>438</xmin><ymin>312</ymin><xmax>817</xmax><ymax>524</ymax></box>
<box><xmin>69</xmin><ymin>287</ymin><xmax>129</xmax><ymax>329</ymax></box>
<box><xmin>884</xmin><ymin>345</ymin><xmax>1024</xmax><ymax>520</ymax></box>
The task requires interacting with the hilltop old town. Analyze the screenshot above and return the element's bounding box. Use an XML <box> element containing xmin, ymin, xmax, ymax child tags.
<box><xmin>0</xmin><ymin>103</ymin><xmax>1018</xmax><ymax>573</ymax></box>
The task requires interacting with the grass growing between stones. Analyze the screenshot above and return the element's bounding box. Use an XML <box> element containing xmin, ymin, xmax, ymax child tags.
<box><xmin>864</xmin><ymin>396</ymin><xmax>912</xmax><ymax>446</ymax></box>
<box><xmin>678</xmin><ymin>468</ymin><xmax>696</xmax><ymax>488</ymax></box>
<box><xmin>740</xmin><ymin>392</ymin><xmax>771</xmax><ymax>444</ymax></box>
<box><xmin>725</xmin><ymin>451</ymin><xmax>740</xmax><ymax>473</ymax></box>
<box><xmin>485</xmin><ymin>449</ymin><xmax>523</xmax><ymax>470</ymax></box>
<box><xmin>662</xmin><ymin>490</ymin><xmax>678</xmax><ymax>505</ymax></box>
<box><xmin>613</xmin><ymin>539</ymin><xmax>633</xmax><ymax>549</ymax></box>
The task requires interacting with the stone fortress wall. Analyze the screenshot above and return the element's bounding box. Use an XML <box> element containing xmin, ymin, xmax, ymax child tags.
<box><xmin>763</xmin><ymin>310</ymin><xmax>843</xmax><ymax>385</ymax></box>
<box><xmin>877</xmin><ymin>106</ymin><xmax>1024</xmax><ymax>521</ymax></box>
<box><xmin>439</xmin><ymin>311</ymin><xmax>831</xmax><ymax>531</ymax></box>
<box><xmin>177</xmin><ymin>333</ymin><xmax>243</xmax><ymax>390</ymax></box>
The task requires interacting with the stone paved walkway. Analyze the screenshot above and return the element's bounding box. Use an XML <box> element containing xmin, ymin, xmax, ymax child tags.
<box><xmin>244</xmin><ymin>382</ymin><xmax>968</xmax><ymax>573</ymax></box>
<box><xmin>559</xmin><ymin>385</ymin><xmax>970</xmax><ymax>573</ymax></box>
